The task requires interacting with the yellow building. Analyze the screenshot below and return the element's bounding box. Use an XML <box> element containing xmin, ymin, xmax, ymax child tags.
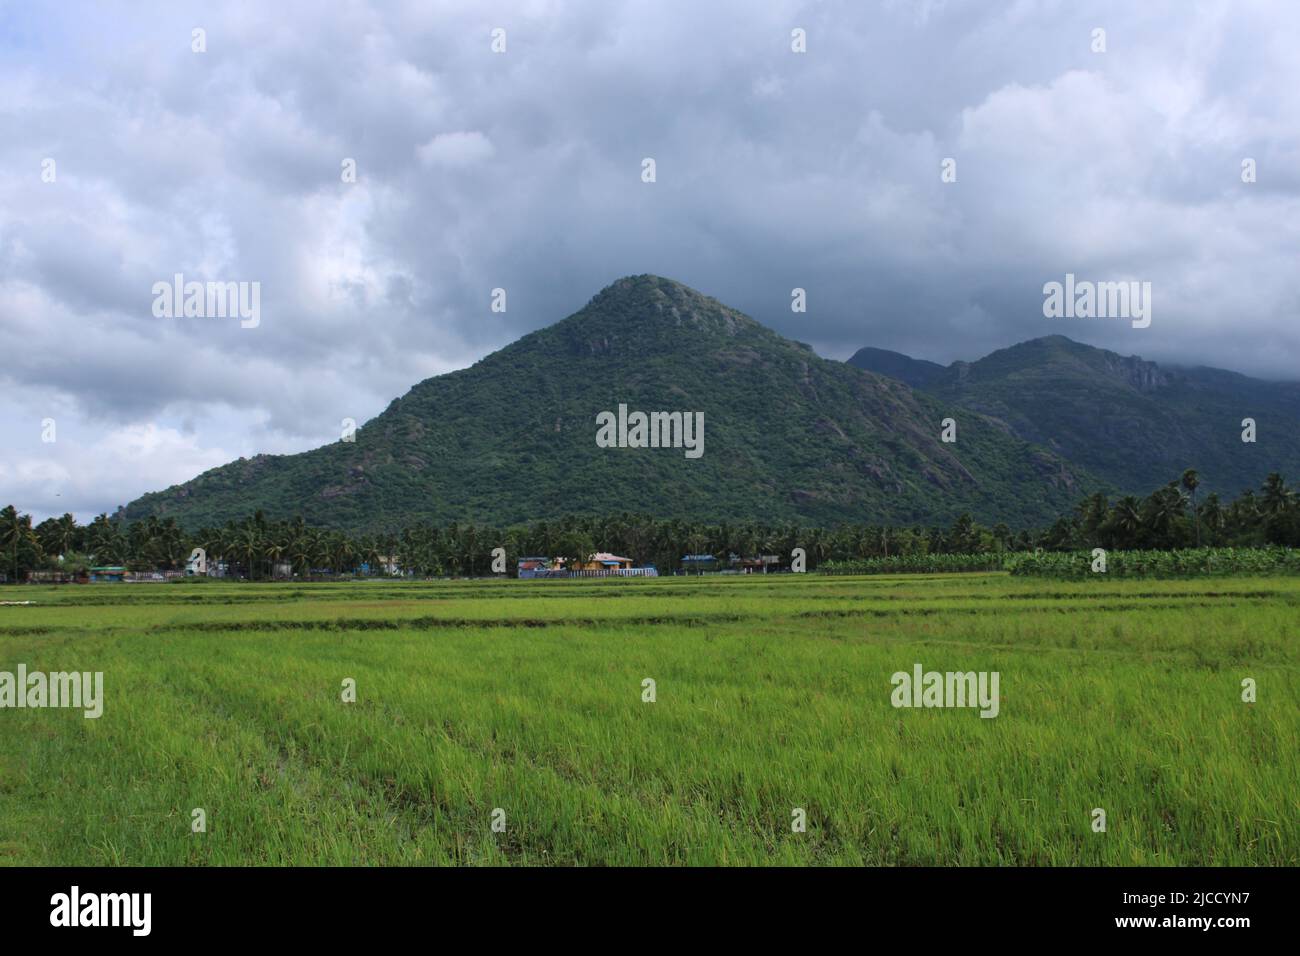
<box><xmin>574</xmin><ymin>552</ymin><xmax>633</xmax><ymax>571</ymax></box>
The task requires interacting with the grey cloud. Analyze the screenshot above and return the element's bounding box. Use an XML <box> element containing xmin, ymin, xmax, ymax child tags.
<box><xmin>2</xmin><ymin>0</ymin><xmax>1298</xmax><ymax>522</ymax></box>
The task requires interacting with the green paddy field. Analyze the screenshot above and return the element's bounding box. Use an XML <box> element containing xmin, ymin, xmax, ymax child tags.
<box><xmin>0</xmin><ymin>573</ymin><xmax>1295</xmax><ymax>866</ymax></box>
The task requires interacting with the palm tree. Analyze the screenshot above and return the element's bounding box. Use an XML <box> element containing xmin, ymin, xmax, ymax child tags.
<box><xmin>38</xmin><ymin>513</ymin><xmax>78</xmax><ymax>559</ymax></box>
<box><xmin>86</xmin><ymin>514</ymin><xmax>125</xmax><ymax>565</ymax></box>
<box><xmin>234</xmin><ymin>523</ymin><xmax>262</xmax><ymax>579</ymax></box>
<box><xmin>991</xmin><ymin>522</ymin><xmax>1012</xmax><ymax>552</ymax></box>
<box><xmin>1</xmin><ymin>506</ymin><xmax>38</xmax><ymax>582</ymax></box>
<box><xmin>1181</xmin><ymin>469</ymin><xmax>1201</xmax><ymax>547</ymax></box>
<box><xmin>460</xmin><ymin>523</ymin><xmax>481</xmax><ymax>577</ymax></box>
<box><xmin>685</xmin><ymin>528</ymin><xmax>708</xmax><ymax>561</ymax></box>
<box><xmin>324</xmin><ymin>533</ymin><xmax>355</xmax><ymax>576</ymax></box>
<box><xmin>290</xmin><ymin>531</ymin><xmax>319</xmax><ymax>579</ymax></box>
<box><xmin>157</xmin><ymin>518</ymin><xmax>185</xmax><ymax>569</ymax></box>
<box><xmin>1261</xmin><ymin>473</ymin><xmax>1294</xmax><ymax>517</ymax></box>
<box><xmin>1111</xmin><ymin>496</ymin><xmax>1142</xmax><ymax>548</ymax></box>
<box><xmin>1198</xmin><ymin>492</ymin><xmax>1223</xmax><ymax>545</ymax></box>
<box><xmin>264</xmin><ymin>540</ymin><xmax>287</xmax><ymax>578</ymax></box>
<box><xmin>556</xmin><ymin>529</ymin><xmax>593</xmax><ymax>574</ymax></box>
<box><xmin>1077</xmin><ymin>492</ymin><xmax>1109</xmax><ymax>544</ymax></box>
<box><xmin>358</xmin><ymin>536</ymin><xmax>382</xmax><ymax>576</ymax></box>
<box><xmin>1139</xmin><ymin>484</ymin><xmax>1186</xmax><ymax>548</ymax></box>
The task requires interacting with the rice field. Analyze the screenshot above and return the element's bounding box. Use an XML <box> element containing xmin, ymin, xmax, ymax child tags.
<box><xmin>0</xmin><ymin>573</ymin><xmax>1296</xmax><ymax>866</ymax></box>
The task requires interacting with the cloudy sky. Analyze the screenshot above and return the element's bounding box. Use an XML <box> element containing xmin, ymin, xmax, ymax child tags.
<box><xmin>2</xmin><ymin>0</ymin><xmax>1297</xmax><ymax>521</ymax></box>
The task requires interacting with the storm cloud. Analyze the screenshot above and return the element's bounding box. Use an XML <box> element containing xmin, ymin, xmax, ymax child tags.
<box><xmin>2</xmin><ymin>0</ymin><xmax>1298</xmax><ymax>521</ymax></box>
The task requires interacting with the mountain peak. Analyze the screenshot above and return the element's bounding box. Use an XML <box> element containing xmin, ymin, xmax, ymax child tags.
<box><xmin>973</xmin><ymin>335</ymin><xmax>1167</xmax><ymax>393</ymax></box>
<box><xmin>848</xmin><ymin>331</ymin><xmax>1300</xmax><ymax>498</ymax></box>
<box><xmin>846</xmin><ymin>346</ymin><xmax>946</xmax><ymax>388</ymax></box>
<box><xmin>121</xmin><ymin>276</ymin><xmax>1091</xmax><ymax>530</ymax></box>
<box><xmin>574</xmin><ymin>275</ymin><xmax>759</xmax><ymax>339</ymax></box>
<box><xmin>535</xmin><ymin>277</ymin><xmax>769</xmax><ymax>361</ymax></box>
<box><xmin>587</xmin><ymin>274</ymin><xmax>708</xmax><ymax>306</ymax></box>
<box><xmin>589</xmin><ymin>273</ymin><xmax>687</xmax><ymax>300</ymax></box>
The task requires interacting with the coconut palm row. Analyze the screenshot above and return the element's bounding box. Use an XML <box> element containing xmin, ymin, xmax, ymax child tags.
<box><xmin>2</xmin><ymin>471</ymin><xmax>1297</xmax><ymax>581</ymax></box>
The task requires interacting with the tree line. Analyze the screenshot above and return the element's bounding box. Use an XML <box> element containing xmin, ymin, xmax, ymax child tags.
<box><xmin>2</xmin><ymin>470</ymin><xmax>1297</xmax><ymax>581</ymax></box>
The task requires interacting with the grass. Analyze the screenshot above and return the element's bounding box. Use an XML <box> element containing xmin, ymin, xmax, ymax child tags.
<box><xmin>0</xmin><ymin>573</ymin><xmax>1296</xmax><ymax>866</ymax></box>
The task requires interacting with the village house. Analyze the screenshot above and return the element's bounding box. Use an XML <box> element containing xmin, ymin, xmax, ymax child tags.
<box><xmin>87</xmin><ymin>566</ymin><xmax>127</xmax><ymax>583</ymax></box>
<box><xmin>516</xmin><ymin>556</ymin><xmax>553</xmax><ymax>578</ymax></box>
<box><xmin>680</xmin><ymin>554</ymin><xmax>718</xmax><ymax>573</ymax></box>
<box><xmin>730</xmin><ymin>553</ymin><xmax>783</xmax><ymax>574</ymax></box>
<box><xmin>518</xmin><ymin>552</ymin><xmax>654</xmax><ymax>579</ymax></box>
<box><xmin>680</xmin><ymin>553</ymin><xmax>785</xmax><ymax>574</ymax></box>
<box><xmin>576</xmin><ymin>552</ymin><xmax>634</xmax><ymax>571</ymax></box>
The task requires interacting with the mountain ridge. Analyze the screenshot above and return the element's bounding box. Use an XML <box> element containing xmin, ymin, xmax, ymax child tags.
<box><xmin>122</xmin><ymin>275</ymin><xmax>1093</xmax><ymax>531</ymax></box>
<box><xmin>847</xmin><ymin>334</ymin><xmax>1300</xmax><ymax>497</ymax></box>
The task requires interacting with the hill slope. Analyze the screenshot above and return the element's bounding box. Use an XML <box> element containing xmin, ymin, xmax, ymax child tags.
<box><xmin>846</xmin><ymin>347</ymin><xmax>945</xmax><ymax>389</ymax></box>
<box><xmin>122</xmin><ymin>277</ymin><xmax>1091</xmax><ymax>531</ymax></box>
<box><xmin>848</xmin><ymin>334</ymin><xmax>1300</xmax><ymax>497</ymax></box>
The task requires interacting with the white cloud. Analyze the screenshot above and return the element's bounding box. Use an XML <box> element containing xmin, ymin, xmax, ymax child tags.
<box><xmin>0</xmin><ymin>420</ymin><xmax>233</xmax><ymax>523</ymax></box>
<box><xmin>1</xmin><ymin>0</ymin><xmax>1298</xmax><ymax>522</ymax></box>
<box><xmin>416</xmin><ymin>131</ymin><xmax>495</xmax><ymax>167</ymax></box>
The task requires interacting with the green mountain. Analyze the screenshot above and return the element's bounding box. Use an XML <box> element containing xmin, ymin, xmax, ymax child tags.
<box><xmin>846</xmin><ymin>347</ymin><xmax>945</xmax><ymax>389</ymax></box>
<box><xmin>847</xmin><ymin>334</ymin><xmax>1300</xmax><ymax>498</ymax></box>
<box><xmin>122</xmin><ymin>276</ymin><xmax>1091</xmax><ymax>531</ymax></box>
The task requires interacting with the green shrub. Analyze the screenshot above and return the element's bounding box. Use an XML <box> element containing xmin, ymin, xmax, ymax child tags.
<box><xmin>819</xmin><ymin>552</ymin><xmax>1015</xmax><ymax>575</ymax></box>
<box><xmin>1006</xmin><ymin>547</ymin><xmax>1300</xmax><ymax>578</ymax></box>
